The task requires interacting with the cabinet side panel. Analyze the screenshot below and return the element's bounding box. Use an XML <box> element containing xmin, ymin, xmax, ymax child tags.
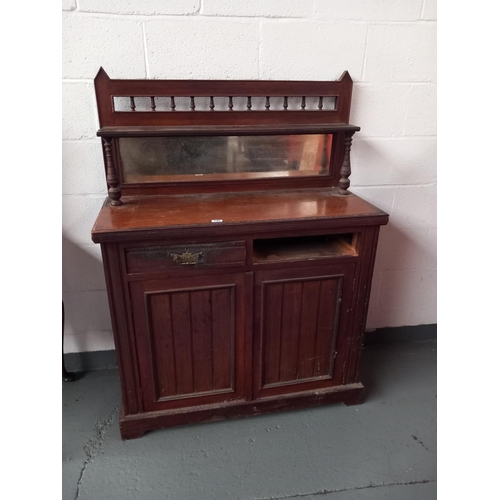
<box><xmin>101</xmin><ymin>243</ymin><xmax>141</xmax><ymax>414</ymax></box>
<box><xmin>347</xmin><ymin>226</ymin><xmax>381</xmax><ymax>383</ymax></box>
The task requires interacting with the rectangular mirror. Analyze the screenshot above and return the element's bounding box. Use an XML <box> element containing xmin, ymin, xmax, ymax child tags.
<box><xmin>118</xmin><ymin>134</ymin><xmax>333</xmax><ymax>183</ymax></box>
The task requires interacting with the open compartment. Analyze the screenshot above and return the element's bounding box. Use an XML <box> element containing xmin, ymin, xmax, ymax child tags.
<box><xmin>253</xmin><ymin>233</ymin><xmax>358</xmax><ymax>264</ymax></box>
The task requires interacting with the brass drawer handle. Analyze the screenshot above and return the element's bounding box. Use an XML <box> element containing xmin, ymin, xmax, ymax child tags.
<box><xmin>171</xmin><ymin>250</ymin><xmax>204</xmax><ymax>265</ymax></box>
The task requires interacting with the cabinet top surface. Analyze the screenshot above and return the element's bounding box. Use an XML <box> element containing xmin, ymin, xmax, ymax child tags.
<box><xmin>91</xmin><ymin>188</ymin><xmax>388</xmax><ymax>242</ymax></box>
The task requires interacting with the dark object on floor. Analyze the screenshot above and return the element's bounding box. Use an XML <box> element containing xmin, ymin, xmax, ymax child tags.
<box><xmin>63</xmin><ymin>301</ymin><xmax>76</xmax><ymax>382</ymax></box>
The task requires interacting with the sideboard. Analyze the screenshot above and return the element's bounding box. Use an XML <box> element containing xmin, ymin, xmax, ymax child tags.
<box><xmin>91</xmin><ymin>69</ymin><xmax>388</xmax><ymax>439</ymax></box>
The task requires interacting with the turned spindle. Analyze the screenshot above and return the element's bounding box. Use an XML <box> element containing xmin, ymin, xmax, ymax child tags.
<box><xmin>318</xmin><ymin>96</ymin><xmax>323</xmax><ymax>110</ymax></box>
<box><xmin>170</xmin><ymin>96</ymin><xmax>176</xmax><ymax>111</ymax></box>
<box><xmin>190</xmin><ymin>97</ymin><xmax>196</xmax><ymax>111</ymax></box>
<box><xmin>103</xmin><ymin>138</ymin><xmax>122</xmax><ymax>206</ymax></box>
<box><xmin>150</xmin><ymin>96</ymin><xmax>156</xmax><ymax>111</ymax></box>
<box><xmin>339</xmin><ymin>132</ymin><xmax>354</xmax><ymax>195</ymax></box>
<box><xmin>283</xmin><ymin>96</ymin><xmax>288</xmax><ymax>110</ymax></box>
<box><xmin>247</xmin><ymin>96</ymin><xmax>252</xmax><ymax>110</ymax></box>
<box><xmin>228</xmin><ymin>96</ymin><xmax>234</xmax><ymax>111</ymax></box>
<box><xmin>265</xmin><ymin>96</ymin><xmax>270</xmax><ymax>110</ymax></box>
<box><xmin>129</xmin><ymin>96</ymin><xmax>136</xmax><ymax>111</ymax></box>
<box><xmin>209</xmin><ymin>96</ymin><xmax>215</xmax><ymax>111</ymax></box>
<box><xmin>301</xmin><ymin>96</ymin><xmax>306</xmax><ymax>110</ymax></box>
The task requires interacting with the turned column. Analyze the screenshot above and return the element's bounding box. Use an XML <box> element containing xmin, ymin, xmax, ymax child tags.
<box><xmin>103</xmin><ymin>138</ymin><xmax>122</xmax><ymax>206</ymax></box>
<box><xmin>339</xmin><ymin>132</ymin><xmax>354</xmax><ymax>195</ymax></box>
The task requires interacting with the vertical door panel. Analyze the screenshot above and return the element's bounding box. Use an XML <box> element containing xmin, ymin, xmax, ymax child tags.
<box><xmin>130</xmin><ymin>273</ymin><xmax>245</xmax><ymax>411</ymax></box>
<box><xmin>254</xmin><ymin>264</ymin><xmax>355</xmax><ymax>399</ymax></box>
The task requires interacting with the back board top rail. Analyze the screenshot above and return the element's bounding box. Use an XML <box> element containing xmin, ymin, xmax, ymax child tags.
<box><xmin>94</xmin><ymin>68</ymin><xmax>355</xmax><ymax>127</ymax></box>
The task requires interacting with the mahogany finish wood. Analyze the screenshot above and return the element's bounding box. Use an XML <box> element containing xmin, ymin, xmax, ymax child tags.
<box><xmin>129</xmin><ymin>273</ymin><xmax>246</xmax><ymax>413</ymax></box>
<box><xmin>94</xmin><ymin>68</ymin><xmax>354</xmax><ymax>126</ymax></box>
<box><xmin>97</xmin><ymin>123</ymin><xmax>360</xmax><ymax>138</ymax></box>
<box><xmin>253</xmin><ymin>264</ymin><xmax>356</xmax><ymax>399</ymax></box>
<box><xmin>92</xmin><ymin>189</ymin><xmax>387</xmax><ymax>243</ymax></box>
<box><xmin>91</xmin><ymin>70</ymin><xmax>388</xmax><ymax>439</ymax></box>
<box><xmin>339</xmin><ymin>132</ymin><xmax>354</xmax><ymax>195</ymax></box>
<box><xmin>102</xmin><ymin>137</ymin><xmax>122</xmax><ymax>206</ymax></box>
<box><xmin>94</xmin><ymin>69</ymin><xmax>359</xmax><ymax>201</ymax></box>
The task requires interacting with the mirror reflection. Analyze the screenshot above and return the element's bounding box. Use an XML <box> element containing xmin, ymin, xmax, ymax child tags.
<box><xmin>119</xmin><ymin>134</ymin><xmax>332</xmax><ymax>183</ymax></box>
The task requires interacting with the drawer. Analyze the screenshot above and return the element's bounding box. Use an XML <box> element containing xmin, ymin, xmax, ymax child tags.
<box><xmin>124</xmin><ymin>241</ymin><xmax>246</xmax><ymax>274</ymax></box>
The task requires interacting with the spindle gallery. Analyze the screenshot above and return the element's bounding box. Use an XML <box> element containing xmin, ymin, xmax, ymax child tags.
<box><xmin>116</xmin><ymin>92</ymin><xmax>337</xmax><ymax>114</ymax></box>
<box><xmin>91</xmin><ymin>68</ymin><xmax>388</xmax><ymax>439</ymax></box>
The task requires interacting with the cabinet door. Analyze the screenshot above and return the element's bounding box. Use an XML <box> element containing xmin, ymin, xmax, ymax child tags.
<box><xmin>254</xmin><ymin>264</ymin><xmax>356</xmax><ymax>399</ymax></box>
<box><xmin>129</xmin><ymin>273</ymin><xmax>247</xmax><ymax>412</ymax></box>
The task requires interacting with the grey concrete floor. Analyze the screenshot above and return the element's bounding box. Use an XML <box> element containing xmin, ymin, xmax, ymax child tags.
<box><xmin>62</xmin><ymin>341</ymin><xmax>436</xmax><ymax>500</ymax></box>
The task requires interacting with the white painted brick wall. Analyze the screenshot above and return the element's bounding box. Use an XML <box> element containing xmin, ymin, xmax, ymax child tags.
<box><xmin>62</xmin><ymin>196</ymin><xmax>106</xmax><ymax>251</ymax></box>
<box><xmin>78</xmin><ymin>0</ymin><xmax>200</xmax><ymax>16</ymax></box>
<box><xmin>350</xmin><ymin>138</ymin><xmax>437</xmax><ymax>186</ymax></box>
<box><xmin>315</xmin><ymin>0</ymin><xmax>423</xmax><ymax>21</ymax></box>
<box><xmin>62</xmin><ymin>14</ymin><xmax>145</xmax><ymax>79</ymax></box>
<box><xmin>405</xmin><ymin>84</ymin><xmax>437</xmax><ymax>135</ymax></box>
<box><xmin>421</xmin><ymin>0</ymin><xmax>437</xmax><ymax>21</ymax></box>
<box><xmin>260</xmin><ymin>22</ymin><xmax>367</xmax><ymax>81</ymax></box>
<box><xmin>62</xmin><ymin>83</ymin><xmax>98</xmax><ymax>140</ymax></box>
<box><xmin>62</xmin><ymin>142</ymin><xmax>107</xmax><ymax>195</ymax></box>
<box><xmin>351</xmin><ymin>84</ymin><xmax>411</xmax><ymax>137</ymax></box>
<box><xmin>145</xmin><ymin>18</ymin><xmax>260</xmax><ymax>79</ymax></box>
<box><xmin>203</xmin><ymin>0</ymin><xmax>313</xmax><ymax>18</ymax></box>
<box><xmin>62</xmin><ymin>0</ymin><xmax>76</xmax><ymax>12</ymax></box>
<box><xmin>364</xmin><ymin>24</ymin><xmax>436</xmax><ymax>82</ymax></box>
<box><xmin>62</xmin><ymin>2</ymin><xmax>437</xmax><ymax>352</ymax></box>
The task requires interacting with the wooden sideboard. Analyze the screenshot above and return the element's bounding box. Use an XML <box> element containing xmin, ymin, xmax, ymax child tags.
<box><xmin>91</xmin><ymin>69</ymin><xmax>388</xmax><ymax>439</ymax></box>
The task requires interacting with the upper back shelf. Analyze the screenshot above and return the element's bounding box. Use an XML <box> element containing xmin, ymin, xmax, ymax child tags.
<box><xmin>94</xmin><ymin>69</ymin><xmax>360</xmax><ymax>204</ymax></box>
<box><xmin>94</xmin><ymin>68</ymin><xmax>359</xmax><ymax>131</ymax></box>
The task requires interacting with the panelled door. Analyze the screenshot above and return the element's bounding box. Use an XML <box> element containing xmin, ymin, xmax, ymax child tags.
<box><xmin>253</xmin><ymin>264</ymin><xmax>356</xmax><ymax>399</ymax></box>
<box><xmin>129</xmin><ymin>273</ymin><xmax>247</xmax><ymax>412</ymax></box>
